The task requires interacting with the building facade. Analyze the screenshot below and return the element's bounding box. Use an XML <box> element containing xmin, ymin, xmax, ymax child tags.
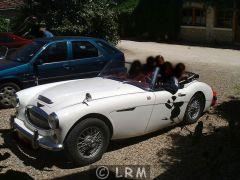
<box><xmin>179</xmin><ymin>1</ymin><xmax>240</xmax><ymax>44</ymax></box>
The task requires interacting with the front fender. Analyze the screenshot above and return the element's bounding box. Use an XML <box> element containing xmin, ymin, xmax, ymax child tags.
<box><xmin>55</xmin><ymin>102</ymin><xmax>111</xmax><ymax>143</ymax></box>
<box><xmin>181</xmin><ymin>81</ymin><xmax>213</xmax><ymax>111</ymax></box>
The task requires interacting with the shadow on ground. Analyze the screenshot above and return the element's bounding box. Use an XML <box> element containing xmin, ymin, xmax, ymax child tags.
<box><xmin>0</xmin><ymin>119</ymin><xmax>181</xmax><ymax>171</ymax></box>
<box><xmin>156</xmin><ymin>98</ymin><xmax>240</xmax><ymax>180</ymax></box>
<box><xmin>0</xmin><ymin>129</ymin><xmax>75</xmax><ymax>170</ymax></box>
<box><xmin>54</xmin><ymin>168</ymin><xmax>130</xmax><ymax>180</ymax></box>
<box><xmin>0</xmin><ymin>129</ymin><xmax>33</xmax><ymax>179</ymax></box>
<box><xmin>1</xmin><ymin>98</ymin><xmax>239</xmax><ymax>179</ymax></box>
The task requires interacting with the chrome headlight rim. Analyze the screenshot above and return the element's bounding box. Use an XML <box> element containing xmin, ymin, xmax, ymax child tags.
<box><xmin>48</xmin><ymin>112</ymin><xmax>59</xmax><ymax>129</ymax></box>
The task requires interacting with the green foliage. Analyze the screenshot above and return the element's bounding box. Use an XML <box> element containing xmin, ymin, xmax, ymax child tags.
<box><xmin>117</xmin><ymin>0</ymin><xmax>182</xmax><ymax>40</ymax></box>
<box><xmin>20</xmin><ymin>0</ymin><xmax>119</xmax><ymax>44</ymax></box>
<box><xmin>0</xmin><ymin>17</ymin><xmax>10</xmax><ymax>32</ymax></box>
<box><xmin>115</xmin><ymin>0</ymin><xmax>140</xmax><ymax>13</ymax></box>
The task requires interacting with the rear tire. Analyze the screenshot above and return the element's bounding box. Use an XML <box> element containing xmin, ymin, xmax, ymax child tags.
<box><xmin>184</xmin><ymin>93</ymin><xmax>205</xmax><ymax>124</ymax></box>
<box><xmin>0</xmin><ymin>82</ymin><xmax>20</xmax><ymax>109</ymax></box>
<box><xmin>64</xmin><ymin>118</ymin><xmax>111</xmax><ymax>166</ymax></box>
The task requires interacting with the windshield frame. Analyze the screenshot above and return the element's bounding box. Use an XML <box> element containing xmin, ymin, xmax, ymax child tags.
<box><xmin>98</xmin><ymin>60</ymin><xmax>161</xmax><ymax>91</ymax></box>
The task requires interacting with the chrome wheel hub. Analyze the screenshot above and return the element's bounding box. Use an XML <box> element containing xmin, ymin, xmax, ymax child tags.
<box><xmin>0</xmin><ymin>86</ymin><xmax>16</xmax><ymax>106</ymax></box>
<box><xmin>77</xmin><ymin>127</ymin><xmax>103</xmax><ymax>158</ymax></box>
<box><xmin>188</xmin><ymin>99</ymin><xmax>201</xmax><ymax>120</ymax></box>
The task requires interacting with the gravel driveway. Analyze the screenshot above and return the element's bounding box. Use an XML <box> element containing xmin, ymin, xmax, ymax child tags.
<box><xmin>0</xmin><ymin>41</ymin><xmax>240</xmax><ymax>179</ymax></box>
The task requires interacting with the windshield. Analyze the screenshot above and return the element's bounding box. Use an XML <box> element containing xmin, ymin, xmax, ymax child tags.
<box><xmin>8</xmin><ymin>42</ymin><xmax>45</xmax><ymax>63</ymax></box>
<box><xmin>98</xmin><ymin>60</ymin><xmax>159</xmax><ymax>91</ymax></box>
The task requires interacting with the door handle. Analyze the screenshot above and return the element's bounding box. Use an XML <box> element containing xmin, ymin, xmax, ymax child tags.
<box><xmin>178</xmin><ymin>93</ymin><xmax>186</xmax><ymax>97</ymax></box>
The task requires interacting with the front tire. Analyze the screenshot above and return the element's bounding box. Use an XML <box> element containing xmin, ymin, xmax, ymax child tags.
<box><xmin>184</xmin><ymin>93</ymin><xmax>205</xmax><ymax>124</ymax></box>
<box><xmin>0</xmin><ymin>82</ymin><xmax>20</xmax><ymax>109</ymax></box>
<box><xmin>64</xmin><ymin>118</ymin><xmax>111</xmax><ymax>166</ymax></box>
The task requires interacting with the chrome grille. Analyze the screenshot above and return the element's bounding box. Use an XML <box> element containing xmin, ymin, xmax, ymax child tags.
<box><xmin>26</xmin><ymin>106</ymin><xmax>51</xmax><ymax>130</ymax></box>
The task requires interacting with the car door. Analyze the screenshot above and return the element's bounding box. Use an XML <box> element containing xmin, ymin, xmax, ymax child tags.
<box><xmin>109</xmin><ymin>92</ymin><xmax>155</xmax><ymax>139</ymax></box>
<box><xmin>146</xmin><ymin>89</ymin><xmax>188</xmax><ymax>133</ymax></box>
<box><xmin>68</xmin><ymin>41</ymin><xmax>108</xmax><ymax>79</ymax></box>
<box><xmin>34</xmin><ymin>41</ymin><xmax>71</xmax><ymax>85</ymax></box>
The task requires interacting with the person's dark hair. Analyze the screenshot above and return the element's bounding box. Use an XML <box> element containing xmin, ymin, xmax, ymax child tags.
<box><xmin>144</xmin><ymin>56</ymin><xmax>155</xmax><ymax>73</ymax></box>
<box><xmin>129</xmin><ymin>60</ymin><xmax>143</xmax><ymax>77</ymax></box>
<box><xmin>174</xmin><ymin>63</ymin><xmax>186</xmax><ymax>79</ymax></box>
<box><xmin>161</xmin><ymin>61</ymin><xmax>174</xmax><ymax>78</ymax></box>
<box><xmin>155</xmin><ymin>55</ymin><xmax>165</xmax><ymax>67</ymax></box>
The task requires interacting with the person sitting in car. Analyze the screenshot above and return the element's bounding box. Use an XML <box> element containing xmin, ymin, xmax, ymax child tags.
<box><xmin>129</xmin><ymin>60</ymin><xmax>146</xmax><ymax>82</ymax></box>
<box><xmin>174</xmin><ymin>63</ymin><xmax>187</xmax><ymax>81</ymax></box>
<box><xmin>155</xmin><ymin>55</ymin><xmax>165</xmax><ymax>68</ymax></box>
<box><xmin>143</xmin><ymin>56</ymin><xmax>156</xmax><ymax>77</ymax></box>
<box><xmin>160</xmin><ymin>62</ymin><xmax>179</xmax><ymax>94</ymax></box>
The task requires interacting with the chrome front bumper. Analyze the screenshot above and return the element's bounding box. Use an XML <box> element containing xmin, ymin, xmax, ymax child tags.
<box><xmin>11</xmin><ymin>116</ymin><xmax>63</xmax><ymax>151</ymax></box>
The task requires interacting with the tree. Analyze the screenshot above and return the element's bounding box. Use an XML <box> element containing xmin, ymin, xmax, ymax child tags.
<box><xmin>133</xmin><ymin>0</ymin><xmax>182</xmax><ymax>41</ymax></box>
<box><xmin>20</xmin><ymin>0</ymin><xmax>119</xmax><ymax>44</ymax></box>
<box><xmin>0</xmin><ymin>17</ymin><xmax>10</xmax><ymax>32</ymax></box>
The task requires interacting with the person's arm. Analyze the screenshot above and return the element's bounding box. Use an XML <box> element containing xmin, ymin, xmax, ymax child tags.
<box><xmin>162</xmin><ymin>77</ymin><xmax>179</xmax><ymax>94</ymax></box>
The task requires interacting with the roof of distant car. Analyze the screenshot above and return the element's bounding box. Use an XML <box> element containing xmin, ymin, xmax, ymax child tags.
<box><xmin>35</xmin><ymin>36</ymin><xmax>104</xmax><ymax>43</ymax></box>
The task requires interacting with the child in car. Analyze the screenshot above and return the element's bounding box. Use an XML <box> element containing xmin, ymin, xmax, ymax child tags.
<box><xmin>160</xmin><ymin>62</ymin><xmax>179</xmax><ymax>94</ymax></box>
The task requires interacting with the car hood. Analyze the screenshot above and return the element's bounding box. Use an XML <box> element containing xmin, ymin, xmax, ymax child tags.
<box><xmin>0</xmin><ymin>59</ymin><xmax>22</xmax><ymax>71</ymax></box>
<box><xmin>37</xmin><ymin>77</ymin><xmax>145</xmax><ymax>108</ymax></box>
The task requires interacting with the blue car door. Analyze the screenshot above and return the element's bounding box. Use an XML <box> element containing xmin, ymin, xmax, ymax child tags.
<box><xmin>68</xmin><ymin>41</ymin><xmax>109</xmax><ymax>79</ymax></box>
<box><xmin>34</xmin><ymin>41</ymin><xmax>71</xmax><ymax>84</ymax></box>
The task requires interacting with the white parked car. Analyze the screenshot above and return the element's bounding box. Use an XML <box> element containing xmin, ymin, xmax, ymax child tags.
<box><xmin>11</xmin><ymin>61</ymin><xmax>217</xmax><ymax>166</ymax></box>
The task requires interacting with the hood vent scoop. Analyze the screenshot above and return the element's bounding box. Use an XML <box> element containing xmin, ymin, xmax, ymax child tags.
<box><xmin>38</xmin><ymin>95</ymin><xmax>53</xmax><ymax>104</ymax></box>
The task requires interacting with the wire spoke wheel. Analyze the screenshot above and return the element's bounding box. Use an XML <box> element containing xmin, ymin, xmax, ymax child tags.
<box><xmin>188</xmin><ymin>99</ymin><xmax>201</xmax><ymax>120</ymax></box>
<box><xmin>77</xmin><ymin>126</ymin><xmax>103</xmax><ymax>158</ymax></box>
<box><xmin>185</xmin><ymin>93</ymin><xmax>204</xmax><ymax>124</ymax></box>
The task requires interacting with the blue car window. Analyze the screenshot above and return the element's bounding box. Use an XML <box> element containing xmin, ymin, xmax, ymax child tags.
<box><xmin>72</xmin><ymin>41</ymin><xmax>98</xmax><ymax>59</ymax></box>
<box><xmin>37</xmin><ymin>42</ymin><xmax>68</xmax><ymax>63</ymax></box>
<box><xmin>8</xmin><ymin>42</ymin><xmax>44</xmax><ymax>63</ymax></box>
<box><xmin>96</xmin><ymin>41</ymin><xmax>118</xmax><ymax>54</ymax></box>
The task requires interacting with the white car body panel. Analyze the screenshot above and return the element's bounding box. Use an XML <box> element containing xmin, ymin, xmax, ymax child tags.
<box><xmin>16</xmin><ymin>77</ymin><xmax>213</xmax><ymax>144</ymax></box>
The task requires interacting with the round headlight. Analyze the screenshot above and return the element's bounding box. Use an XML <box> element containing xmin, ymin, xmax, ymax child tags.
<box><xmin>48</xmin><ymin>113</ymin><xmax>59</xmax><ymax>129</ymax></box>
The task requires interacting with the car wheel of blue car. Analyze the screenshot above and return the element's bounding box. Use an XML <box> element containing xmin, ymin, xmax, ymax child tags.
<box><xmin>0</xmin><ymin>82</ymin><xmax>20</xmax><ymax>109</ymax></box>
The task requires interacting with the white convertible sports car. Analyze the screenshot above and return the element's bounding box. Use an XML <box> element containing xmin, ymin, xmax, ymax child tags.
<box><xmin>11</xmin><ymin>61</ymin><xmax>217</xmax><ymax>165</ymax></box>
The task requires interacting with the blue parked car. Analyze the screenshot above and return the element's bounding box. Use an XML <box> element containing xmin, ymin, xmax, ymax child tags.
<box><xmin>0</xmin><ymin>37</ymin><xmax>125</xmax><ymax>108</ymax></box>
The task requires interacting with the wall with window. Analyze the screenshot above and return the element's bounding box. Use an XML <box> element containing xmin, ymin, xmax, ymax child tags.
<box><xmin>179</xmin><ymin>2</ymin><xmax>234</xmax><ymax>44</ymax></box>
<box><xmin>182</xmin><ymin>7</ymin><xmax>206</xmax><ymax>26</ymax></box>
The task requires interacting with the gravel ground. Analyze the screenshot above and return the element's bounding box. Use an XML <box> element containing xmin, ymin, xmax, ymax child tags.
<box><xmin>0</xmin><ymin>41</ymin><xmax>240</xmax><ymax>179</ymax></box>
